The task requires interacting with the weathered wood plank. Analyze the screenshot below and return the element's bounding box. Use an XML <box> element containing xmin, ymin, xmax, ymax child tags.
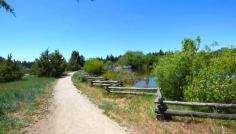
<box><xmin>155</xmin><ymin>100</ymin><xmax>236</xmax><ymax>109</ymax></box>
<box><xmin>92</xmin><ymin>80</ymin><xmax>120</xmax><ymax>83</ymax></box>
<box><xmin>92</xmin><ymin>83</ymin><xmax>114</xmax><ymax>86</ymax></box>
<box><xmin>110</xmin><ymin>90</ymin><xmax>156</xmax><ymax>95</ymax></box>
<box><xmin>108</xmin><ymin>86</ymin><xmax>158</xmax><ymax>90</ymax></box>
<box><xmin>158</xmin><ymin>110</ymin><xmax>236</xmax><ymax>120</ymax></box>
<box><xmin>86</xmin><ymin>76</ymin><xmax>105</xmax><ymax>79</ymax></box>
<box><xmin>110</xmin><ymin>82</ymin><xmax>123</xmax><ymax>87</ymax></box>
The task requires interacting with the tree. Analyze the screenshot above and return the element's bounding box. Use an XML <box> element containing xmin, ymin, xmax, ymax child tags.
<box><xmin>32</xmin><ymin>50</ymin><xmax>51</xmax><ymax>77</ymax></box>
<box><xmin>32</xmin><ymin>50</ymin><xmax>66</xmax><ymax>77</ymax></box>
<box><xmin>68</xmin><ymin>51</ymin><xmax>85</xmax><ymax>71</ymax></box>
<box><xmin>0</xmin><ymin>0</ymin><xmax>15</xmax><ymax>16</ymax></box>
<box><xmin>50</xmin><ymin>50</ymin><xmax>67</xmax><ymax>77</ymax></box>
<box><xmin>118</xmin><ymin>51</ymin><xmax>145</xmax><ymax>71</ymax></box>
<box><xmin>144</xmin><ymin>53</ymin><xmax>159</xmax><ymax>72</ymax></box>
<box><xmin>0</xmin><ymin>56</ymin><xmax>5</xmax><ymax>62</ymax></box>
<box><xmin>0</xmin><ymin>55</ymin><xmax>24</xmax><ymax>82</ymax></box>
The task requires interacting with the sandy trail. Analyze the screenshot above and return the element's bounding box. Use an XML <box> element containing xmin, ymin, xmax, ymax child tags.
<box><xmin>27</xmin><ymin>73</ymin><xmax>127</xmax><ymax>134</ymax></box>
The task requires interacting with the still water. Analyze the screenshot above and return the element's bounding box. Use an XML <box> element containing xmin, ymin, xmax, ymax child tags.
<box><xmin>133</xmin><ymin>76</ymin><xmax>158</xmax><ymax>88</ymax></box>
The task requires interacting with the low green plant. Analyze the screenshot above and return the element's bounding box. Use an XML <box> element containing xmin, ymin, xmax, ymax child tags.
<box><xmin>102</xmin><ymin>71</ymin><xmax>136</xmax><ymax>85</ymax></box>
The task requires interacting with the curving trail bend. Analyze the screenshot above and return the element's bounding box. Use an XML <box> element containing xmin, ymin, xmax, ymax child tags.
<box><xmin>27</xmin><ymin>73</ymin><xmax>127</xmax><ymax>134</ymax></box>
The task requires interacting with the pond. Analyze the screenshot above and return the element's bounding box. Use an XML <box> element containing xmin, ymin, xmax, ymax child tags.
<box><xmin>133</xmin><ymin>76</ymin><xmax>158</xmax><ymax>88</ymax></box>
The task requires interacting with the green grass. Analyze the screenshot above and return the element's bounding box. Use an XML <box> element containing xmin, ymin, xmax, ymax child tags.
<box><xmin>102</xmin><ymin>71</ymin><xmax>140</xmax><ymax>85</ymax></box>
<box><xmin>73</xmin><ymin>71</ymin><xmax>236</xmax><ymax>134</ymax></box>
<box><xmin>0</xmin><ymin>75</ymin><xmax>55</xmax><ymax>133</ymax></box>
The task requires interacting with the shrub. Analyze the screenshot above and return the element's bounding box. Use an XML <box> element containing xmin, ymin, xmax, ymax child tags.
<box><xmin>32</xmin><ymin>50</ymin><xmax>66</xmax><ymax>77</ymax></box>
<box><xmin>155</xmin><ymin>52</ymin><xmax>192</xmax><ymax>100</ymax></box>
<box><xmin>155</xmin><ymin>37</ymin><xmax>200</xmax><ymax>100</ymax></box>
<box><xmin>184</xmin><ymin>49</ymin><xmax>236</xmax><ymax>103</ymax></box>
<box><xmin>84</xmin><ymin>59</ymin><xmax>104</xmax><ymax>75</ymax></box>
<box><xmin>0</xmin><ymin>55</ymin><xmax>24</xmax><ymax>82</ymax></box>
<box><xmin>156</xmin><ymin>37</ymin><xmax>236</xmax><ymax>103</ymax></box>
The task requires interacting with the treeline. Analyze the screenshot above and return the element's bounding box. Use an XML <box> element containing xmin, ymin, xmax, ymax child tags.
<box><xmin>0</xmin><ymin>50</ymin><xmax>85</xmax><ymax>82</ymax></box>
<box><xmin>84</xmin><ymin>49</ymin><xmax>168</xmax><ymax>75</ymax></box>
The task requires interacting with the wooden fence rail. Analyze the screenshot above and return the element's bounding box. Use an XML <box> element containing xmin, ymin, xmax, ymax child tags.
<box><xmin>156</xmin><ymin>88</ymin><xmax>236</xmax><ymax>120</ymax></box>
<box><xmin>82</xmin><ymin>73</ymin><xmax>157</xmax><ymax>95</ymax></box>
<box><xmin>81</xmin><ymin>72</ymin><xmax>236</xmax><ymax>120</ymax></box>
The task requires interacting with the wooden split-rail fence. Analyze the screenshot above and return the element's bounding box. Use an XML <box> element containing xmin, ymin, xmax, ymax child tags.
<box><xmin>82</xmin><ymin>74</ymin><xmax>157</xmax><ymax>95</ymax></box>
<box><xmin>81</xmin><ymin>73</ymin><xmax>236</xmax><ymax>120</ymax></box>
<box><xmin>156</xmin><ymin>88</ymin><xmax>236</xmax><ymax>120</ymax></box>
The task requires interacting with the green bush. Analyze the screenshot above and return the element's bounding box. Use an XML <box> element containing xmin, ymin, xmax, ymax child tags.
<box><xmin>84</xmin><ymin>59</ymin><xmax>104</xmax><ymax>75</ymax></box>
<box><xmin>32</xmin><ymin>50</ymin><xmax>66</xmax><ymax>77</ymax></box>
<box><xmin>155</xmin><ymin>52</ymin><xmax>192</xmax><ymax>100</ymax></box>
<box><xmin>156</xmin><ymin>37</ymin><xmax>236</xmax><ymax>103</ymax></box>
<box><xmin>185</xmin><ymin>49</ymin><xmax>236</xmax><ymax>103</ymax></box>
<box><xmin>0</xmin><ymin>55</ymin><xmax>24</xmax><ymax>82</ymax></box>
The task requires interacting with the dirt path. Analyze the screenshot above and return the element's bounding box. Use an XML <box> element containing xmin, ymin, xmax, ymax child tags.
<box><xmin>27</xmin><ymin>73</ymin><xmax>128</xmax><ymax>134</ymax></box>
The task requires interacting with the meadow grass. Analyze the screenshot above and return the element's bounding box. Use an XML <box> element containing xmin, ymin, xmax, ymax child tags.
<box><xmin>0</xmin><ymin>76</ymin><xmax>55</xmax><ymax>133</ymax></box>
<box><xmin>72</xmin><ymin>72</ymin><xmax>236</xmax><ymax>134</ymax></box>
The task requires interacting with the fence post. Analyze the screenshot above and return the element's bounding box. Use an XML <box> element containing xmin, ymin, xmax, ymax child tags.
<box><xmin>105</xmin><ymin>85</ymin><xmax>110</xmax><ymax>93</ymax></box>
<box><xmin>90</xmin><ymin>80</ymin><xmax>94</xmax><ymax>87</ymax></box>
<box><xmin>156</xmin><ymin>88</ymin><xmax>172</xmax><ymax>120</ymax></box>
<box><xmin>120</xmin><ymin>81</ymin><xmax>123</xmax><ymax>87</ymax></box>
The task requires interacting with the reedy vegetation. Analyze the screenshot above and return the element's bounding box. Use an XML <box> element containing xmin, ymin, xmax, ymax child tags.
<box><xmin>0</xmin><ymin>76</ymin><xmax>55</xmax><ymax>133</ymax></box>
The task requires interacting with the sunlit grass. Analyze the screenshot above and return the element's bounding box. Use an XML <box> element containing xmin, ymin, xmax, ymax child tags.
<box><xmin>0</xmin><ymin>76</ymin><xmax>55</xmax><ymax>133</ymax></box>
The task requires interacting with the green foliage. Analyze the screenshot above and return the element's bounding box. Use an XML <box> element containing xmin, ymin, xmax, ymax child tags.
<box><xmin>0</xmin><ymin>0</ymin><xmax>15</xmax><ymax>16</ymax></box>
<box><xmin>0</xmin><ymin>75</ymin><xmax>55</xmax><ymax>133</ymax></box>
<box><xmin>32</xmin><ymin>50</ymin><xmax>66</xmax><ymax>77</ymax></box>
<box><xmin>103</xmin><ymin>71</ymin><xmax>136</xmax><ymax>85</ymax></box>
<box><xmin>185</xmin><ymin>49</ymin><xmax>236</xmax><ymax>103</ymax></box>
<box><xmin>105</xmin><ymin>54</ymin><xmax>120</xmax><ymax>62</ymax></box>
<box><xmin>84</xmin><ymin>59</ymin><xmax>104</xmax><ymax>75</ymax></box>
<box><xmin>50</xmin><ymin>50</ymin><xmax>67</xmax><ymax>77</ymax></box>
<box><xmin>0</xmin><ymin>55</ymin><xmax>24</xmax><ymax>82</ymax></box>
<box><xmin>118</xmin><ymin>51</ymin><xmax>145</xmax><ymax>71</ymax></box>
<box><xmin>144</xmin><ymin>53</ymin><xmax>159</xmax><ymax>72</ymax></box>
<box><xmin>155</xmin><ymin>37</ymin><xmax>199</xmax><ymax>100</ymax></box>
<box><xmin>67</xmin><ymin>51</ymin><xmax>85</xmax><ymax>71</ymax></box>
<box><xmin>155</xmin><ymin>52</ymin><xmax>192</xmax><ymax>100</ymax></box>
<box><xmin>156</xmin><ymin>37</ymin><xmax>236</xmax><ymax>103</ymax></box>
<box><xmin>117</xmin><ymin>51</ymin><xmax>159</xmax><ymax>73</ymax></box>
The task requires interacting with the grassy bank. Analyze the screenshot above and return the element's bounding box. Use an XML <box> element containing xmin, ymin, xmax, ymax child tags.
<box><xmin>72</xmin><ymin>72</ymin><xmax>236</xmax><ymax>134</ymax></box>
<box><xmin>0</xmin><ymin>76</ymin><xmax>55</xmax><ymax>133</ymax></box>
<box><xmin>102</xmin><ymin>71</ymin><xmax>148</xmax><ymax>85</ymax></box>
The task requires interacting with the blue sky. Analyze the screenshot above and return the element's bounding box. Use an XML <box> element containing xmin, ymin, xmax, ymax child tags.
<box><xmin>0</xmin><ymin>0</ymin><xmax>236</xmax><ymax>61</ymax></box>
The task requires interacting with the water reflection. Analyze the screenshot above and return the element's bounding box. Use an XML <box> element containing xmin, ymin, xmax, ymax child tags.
<box><xmin>133</xmin><ymin>76</ymin><xmax>158</xmax><ymax>88</ymax></box>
